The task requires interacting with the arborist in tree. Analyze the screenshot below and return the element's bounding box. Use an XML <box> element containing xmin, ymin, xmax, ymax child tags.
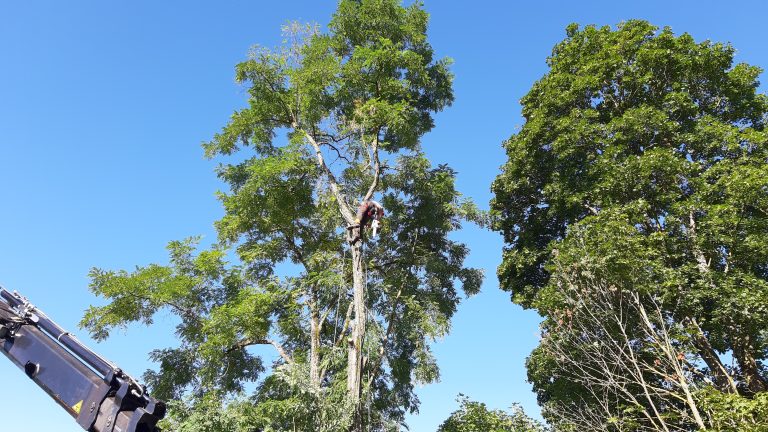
<box><xmin>348</xmin><ymin>200</ymin><xmax>384</xmax><ymax>244</ymax></box>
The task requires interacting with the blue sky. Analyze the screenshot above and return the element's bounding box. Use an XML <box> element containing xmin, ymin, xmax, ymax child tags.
<box><xmin>1</xmin><ymin>1</ymin><xmax>766</xmax><ymax>430</ymax></box>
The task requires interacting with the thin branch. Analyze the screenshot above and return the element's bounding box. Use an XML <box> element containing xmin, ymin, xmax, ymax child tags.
<box><xmin>123</xmin><ymin>292</ymin><xmax>199</xmax><ymax>323</ymax></box>
<box><xmin>322</xmin><ymin>141</ymin><xmax>354</xmax><ymax>165</ymax></box>
<box><xmin>363</xmin><ymin>133</ymin><xmax>381</xmax><ymax>202</ymax></box>
<box><xmin>334</xmin><ymin>302</ymin><xmax>355</xmax><ymax>348</ymax></box>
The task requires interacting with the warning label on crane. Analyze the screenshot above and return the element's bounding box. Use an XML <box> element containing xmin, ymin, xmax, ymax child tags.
<box><xmin>72</xmin><ymin>400</ymin><xmax>83</xmax><ymax>415</ymax></box>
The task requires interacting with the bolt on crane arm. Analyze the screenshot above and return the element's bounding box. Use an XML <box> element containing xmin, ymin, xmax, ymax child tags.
<box><xmin>0</xmin><ymin>287</ymin><xmax>166</xmax><ymax>432</ymax></box>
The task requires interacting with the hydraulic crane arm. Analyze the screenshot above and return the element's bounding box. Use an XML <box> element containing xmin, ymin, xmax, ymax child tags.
<box><xmin>0</xmin><ymin>287</ymin><xmax>165</xmax><ymax>432</ymax></box>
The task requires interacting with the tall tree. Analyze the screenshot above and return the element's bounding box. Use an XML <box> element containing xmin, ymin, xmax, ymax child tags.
<box><xmin>81</xmin><ymin>1</ymin><xmax>481</xmax><ymax>431</ymax></box>
<box><xmin>437</xmin><ymin>396</ymin><xmax>547</xmax><ymax>432</ymax></box>
<box><xmin>491</xmin><ymin>20</ymin><xmax>768</xmax><ymax>428</ymax></box>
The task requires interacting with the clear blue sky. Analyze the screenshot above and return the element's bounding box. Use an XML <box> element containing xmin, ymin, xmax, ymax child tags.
<box><xmin>1</xmin><ymin>1</ymin><xmax>766</xmax><ymax>430</ymax></box>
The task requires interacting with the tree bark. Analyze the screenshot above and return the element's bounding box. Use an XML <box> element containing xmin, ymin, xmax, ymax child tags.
<box><xmin>686</xmin><ymin>317</ymin><xmax>739</xmax><ymax>394</ymax></box>
<box><xmin>732</xmin><ymin>333</ymin><xmax>768</xmax><ymax>394</ymax></box>
<box><xmin>347</xmin><ymin>237</ymin><xmax>366</xmax><ymax>431</ymax></box>
<box><xmin>310</xmin><ymin>297</ymin><xmax>322</xmax><ymax>389</ymax></box>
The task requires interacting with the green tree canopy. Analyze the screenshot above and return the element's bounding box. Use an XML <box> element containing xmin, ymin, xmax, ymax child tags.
<box><xmin>437</xmin><ymin>396</ymin><xmax>547</xmax><ymax>432</ymax></box>
<box><xmin>81</xmin><ymin>1</ymin><xmax>481</xmax><ymax>431</ymax></box>
<box><xmin>491</xmin><ymin>20</ymin><xmax>768</xmax><ymax>429</ymax></box>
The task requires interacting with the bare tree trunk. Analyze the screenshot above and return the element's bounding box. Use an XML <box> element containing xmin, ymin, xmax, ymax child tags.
<box><xmin>347</xmin><ymin>236</ymin><xmax>366</xmax><ymax>431</ymax></box>
<box><xmin>687</xmin><ymin>211</ymin><xmax>709</xmax><ymax>275</ymax></box>
<box><xmin>310</xmin><ymin>298</ymin><xmax>322</xmax><ymax>389</ymax></box>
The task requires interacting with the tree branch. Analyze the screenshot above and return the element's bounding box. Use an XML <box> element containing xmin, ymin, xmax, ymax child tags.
<box><xmin>301</xmin><ymin>128</ymin><xmax>355</xmax><ymax>224</ymax></box>
<box><xmin>228</xmin><ymin>338</ymin><xmax>294</xmax><ymax>365</ymax></box>
<box><xmin>323</xmin><ymin>141</ymin><xmax>354</xmax><ymax>165</ymax></box>
<box><xmin>334</xmin><ymin>301</ymin><xmax>355</xmax><ymax>348</ymax></box>
<box><xmin>363</xmin><ymin>135</ymin><xmax>381</xmax><ymax>202</ymax></box>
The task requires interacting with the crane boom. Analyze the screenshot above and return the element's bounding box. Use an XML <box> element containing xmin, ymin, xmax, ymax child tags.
<box><xmin>0</xmin><ymin>287</ymin><xmax>165</xmax><ymax>432</ymax></box>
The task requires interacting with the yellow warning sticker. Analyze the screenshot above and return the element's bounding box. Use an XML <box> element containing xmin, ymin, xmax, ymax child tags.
<box><xmin>72</xmin><ymin>400</ymin><xmax>83</xmax><ymax>415</ymax></box>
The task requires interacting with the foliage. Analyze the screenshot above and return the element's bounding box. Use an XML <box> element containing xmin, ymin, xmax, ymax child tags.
<box><xmin>437</xmin><ymin>395</ymin><xmax>547</xmax><ymax>432</ymax></box>
<box><xmin>696</xmin><ymin>388</ymin><xmax>768</xmax><ymax>431</ymax></box>
<box><xmin>81</xmin><ymin>1</ymin><xmax>480</xmax><ymax>431</ymax></box>
<box><xmin>159</xmin><ymin>366</ymin><xmax>357</xmax><ymax>432</ymax></box>
<box><xmin>159</xmin><ymin>395</ymin><xmax>253</xmax><ymax>432</ymax></box>
<box><xmin>491</xmin><ymin>20</ymin><xmax>768</xmax><ymax>429</ymax></box>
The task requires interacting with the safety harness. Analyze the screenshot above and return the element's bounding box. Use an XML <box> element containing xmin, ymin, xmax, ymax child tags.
<box><xmin>348</xmin><ymin>200</ymin><xmax>384</xmax><ymax>243</ymax></box>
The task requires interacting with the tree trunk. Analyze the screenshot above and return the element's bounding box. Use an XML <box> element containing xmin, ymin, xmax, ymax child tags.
<box><xmin>733</xmin><ymin>333</ymin><xmax>768</xmax><ymax>394</ymax></box>
<box><xmin>310</xmin><ymin>298</ymin><xmax>321</xmax><ymax>389</ymax></box>
<box><xmin>686</xmin><ymin>317</ymin><xmax>739</xmax><ymax>394</ymax></box>
<box><xmin>347</xmin><ymin>234</ymin><xmax>366</xmax><ymax>431</ymax></box>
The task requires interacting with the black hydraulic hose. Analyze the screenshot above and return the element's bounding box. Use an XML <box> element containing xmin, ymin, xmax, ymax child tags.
<box><xmin>0</xmin><ymin>288</ymin><xmax>115</xmax><ymax>378</ymax></box>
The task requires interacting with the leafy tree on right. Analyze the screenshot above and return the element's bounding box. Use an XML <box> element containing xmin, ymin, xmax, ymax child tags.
<box><xmin>491</xmin><ymin>21</ymin><xmax>768</xmax><ymax>430</ymax></box>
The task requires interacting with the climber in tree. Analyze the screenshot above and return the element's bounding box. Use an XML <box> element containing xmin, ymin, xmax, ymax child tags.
<box><xmin>348</xmin><ymin>200</ymin><xmax>384</xmax><ymax>243</ymax></box>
